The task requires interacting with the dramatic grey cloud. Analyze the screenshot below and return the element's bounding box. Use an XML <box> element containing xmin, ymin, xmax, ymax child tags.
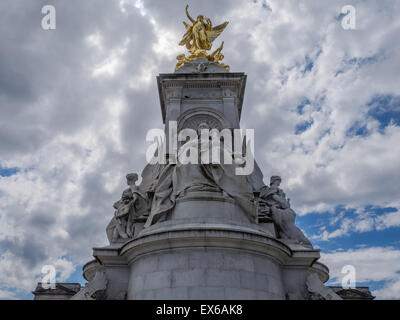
<box><xmin>0</xmin><ymin>0</ymin><xmax>399</xmax><ymax>299</ymax></box>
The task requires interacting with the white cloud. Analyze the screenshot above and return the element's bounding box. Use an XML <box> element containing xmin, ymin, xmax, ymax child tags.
<box><xmin>373</xmin><ymin>280</ymin><xmax>400</xmax><ymax>300</ymax></box>
<box><xmin>0</xmin><ymin>0</ymin><xmax>399</xmax><ymax>298</ymax></box>
<box><xmin>312</xmin><ymin>207</ymin><xmax>400</xmax><ymax>240</ymax></box>
<box><xmin>320</xmin><ymin>246</ymin><xmax>400</xmax><ymax>299</ymax></box>
<box><xmin>376</xmin><ymin>211</ymin><xmax>400</xmax><ymax>230</ymax></box>
<box><xmin>0</xmin><ymin>290</ymin><xmax>18</xmax><ymax>300</ymax></box>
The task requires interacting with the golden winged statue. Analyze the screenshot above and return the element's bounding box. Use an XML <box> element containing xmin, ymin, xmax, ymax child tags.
<box><xmin>175</xmin><ymin>5</ymin><xmax>230</xmax><ymax>71</ymax></box>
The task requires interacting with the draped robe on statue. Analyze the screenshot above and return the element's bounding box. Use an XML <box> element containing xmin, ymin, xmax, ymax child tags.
<box><xmin>144</xmin><ymin>137</ymin><xmax>256</xmax><ymax>228</ymax></box>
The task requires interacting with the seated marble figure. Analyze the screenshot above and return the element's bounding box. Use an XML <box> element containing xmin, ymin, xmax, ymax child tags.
<box><xmin>144</xmin><ymin>122</ymin><xmax>257</xmax><ymax>228</ymax></box>
<box><xmin>259</xmin><ymin>176</ymin><xmax>312</xmax><ymax>248</ymax></box>
<box><xmin>106</xmin><ymin>173</ymin><xmax>149</xmax><ymax>243</ymax></box>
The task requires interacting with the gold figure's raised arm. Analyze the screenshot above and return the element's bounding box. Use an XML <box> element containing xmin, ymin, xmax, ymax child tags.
<box><xmin>185</xmin><ymin>4</ymin><xmax>195</xmax><ymax>23</ymax></box>
<box><xmin>206</xmin><ymin>21</ymin><xmax>229</xmax><ymax>43</ymax></box>
<box><xmin>175</xmin><ymin>5</ymin><xmax>230</xmax><ymax>72</ymax></box>
<box><xmin>179</xmin><ymin>21</ymin><xmax>193</xmax><ymax>49</ymax></box>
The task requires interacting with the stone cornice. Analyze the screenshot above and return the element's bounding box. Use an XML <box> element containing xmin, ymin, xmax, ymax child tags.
<box><xmin>157</xmin><ymin>72</ymin><xmax>247</xmax><ymax>123</ymax></box>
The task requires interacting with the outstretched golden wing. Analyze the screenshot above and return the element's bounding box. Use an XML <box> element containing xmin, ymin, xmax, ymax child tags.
<box><xmin>206</xmin><ymin>21</ymin><xmax>229</xmax><ymax>43</ymax></box>
<box><xmin>183</xmin><ymin>21</ymin><xmax>191</xmax><ymax>30</ymax></box>
<box><xmin>179</xmin><ymin>21</ymin><xmax>193</xmax><ymax>49</ymax></box>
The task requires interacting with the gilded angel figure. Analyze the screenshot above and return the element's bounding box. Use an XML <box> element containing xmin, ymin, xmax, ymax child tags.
<box><xmin>176</xmin><ymin>5</ymin><xmax>229</xmax><ymax>70</ymax></box>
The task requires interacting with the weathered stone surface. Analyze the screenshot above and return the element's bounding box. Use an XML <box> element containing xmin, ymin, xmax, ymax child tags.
<box><xmin>174</xmin><ymin>58</ymin><xmax>229</xmax><ymax>74</ymax></box>
<box><xmin>31</xmin><ymin>13</ymin><xmax>376</xmax><ymax>300</ymax></box>
<box><xmin>86</xmin><ymin>224</ymin><xmax>324</xmax><ymax>300</ymax></box>
<box><xmin>70</xmin><ymin>271</ymin><xmax>107</xmax><ymax>300</ymax></box>
<box><xmin>329</xmin><ymin>286</ymin><xmax>375</xmax><ymax>300</ymax></box>
<box><xmin>306</xmin><ymin>272</ymin><xmax>342</xmax><ymax>300</ymax></box>
<box><xmin>33</xmin><ymin>283</ymin><xmax>81</xmax><ymax>300</ymax></box>
<box><xmin>71</xmin><ymin>62</ymin><xmax>351</xmax><ymax>301</ymax></box>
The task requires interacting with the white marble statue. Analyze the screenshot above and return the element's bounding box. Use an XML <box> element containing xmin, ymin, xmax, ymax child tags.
<box><xmin>144</xmin><ymin>122</ymin><xmax>257</xmax><ymax>227</ymax></box>
<box><xmin>306</xmin><ymin>273</ymin><xmax>342</xmax><ymax>300</ymax></box>
<box><xmin>259</xmin><ymin>176</ymin><xmax>312</xmax><ymax>247</ymax></box>
<box><xmin>106</xmin><ymin>173</ymin><xmax>149</xmax><ymax>243</ymax></box>
<box><xmin>70</xmin><ymin>271</ymin><xmax>108</xmax><ymax>300</ymax></box>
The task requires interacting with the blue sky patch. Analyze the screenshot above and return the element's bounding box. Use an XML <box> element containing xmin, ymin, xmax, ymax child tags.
<box><xmin>303</xmin><ymin>56</ymin><xmax>314</xmax><ymax>74</ymax></box>
<box><xmin>348</xmin><ymin>55</ymin><xmax>379</xmax><ymax>67</ymax></box>
<box><xmin>64</xmin><ymin>265</ymin><xmax>85</xmax><ymax>286</ymax></box>
<box><xmin>295</xmin><ymin>119</ymin><xmax>313</xmax><ymax>134</ymax></box>
<box><xmin>298</xmin><ymin>205</ymin><xmax>400</xmax><ymax>251</ymax></box>
<box><xmin>367</xmin><ymin>94</ymin><xmax>400</xmax><ymax>130</ymax></box>
<box><xmin>0</xmin><ymin>165</ymin><xmax>20</xmax><ymax>177</ymax></box>
<box><xmin>347</xmin><ymin>121</ymin><xmax>369</xmax><ymax>137</ymax></box>
<box><xmin>252</xmin><ymin>0</ymin><xmax>272</xmax><ymax>10</ymax></box>
<box><xmin>1</xmin><ymin>284</ymin><xmax>33</xmax><ymax>300</ymax></box>
<box><xmin>296</xmin><ymin>99</ymin><xmax>311</xmax><ymax>115</ymax></box>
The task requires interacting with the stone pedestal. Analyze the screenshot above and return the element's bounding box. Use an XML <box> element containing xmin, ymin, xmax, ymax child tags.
<box><xmin>157</xmin><ymin>59</ymin><xmax>246</xmax><ymax>153</ymax></box>
<box><xmin>84</xmin><ymin>195</ymin><xmax>328</xmax><ymax>300</ymax></box>
<box><xmin>81</xmin><ymin>60</ymin><xmax>330</xmax><ymax>300</ymax></box>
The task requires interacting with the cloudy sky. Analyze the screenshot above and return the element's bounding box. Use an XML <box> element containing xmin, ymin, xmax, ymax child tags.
<box><xmin>0</xmin><ymin>0</ymin><xmax>399</xmax><ymax>300</ymax></box>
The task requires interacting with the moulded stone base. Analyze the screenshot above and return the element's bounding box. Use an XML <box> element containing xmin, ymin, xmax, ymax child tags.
<box><xmin>140</xmin><ymin>192</ymin><xmax>276</xmax><ymax>238</ymax></box>
<box><xmin>127</xmin><ymin>247</ymin><xmax>286</xmax><ymax>300</ymax></box>
<box><xmin>85</xmin><ymin>224</ymin><xmax>327</xmax><ymax>300</ymax></box>
<box><xmin>84</xmin><ymin>197</ymin><xmax>328</xmax><ymax>300</ymax></box>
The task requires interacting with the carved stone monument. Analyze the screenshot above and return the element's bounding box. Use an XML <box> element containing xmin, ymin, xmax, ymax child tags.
<box><xmin>75</xmin><ymin>6</ymin><xmax>337</xmax><ymax>300</ymax></box>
